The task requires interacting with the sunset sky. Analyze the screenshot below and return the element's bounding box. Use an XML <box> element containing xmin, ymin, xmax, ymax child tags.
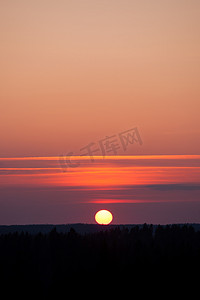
<box><xmin>1</xmin><ymin>1</ymin><xmax>200</xmax><ymax>224</ymax></box>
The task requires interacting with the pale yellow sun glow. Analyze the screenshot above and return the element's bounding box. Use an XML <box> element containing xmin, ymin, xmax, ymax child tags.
<box><xmin>95</xmin><ymin>210</ymin><xmax>113</xmax><ymax>225</ymax></box>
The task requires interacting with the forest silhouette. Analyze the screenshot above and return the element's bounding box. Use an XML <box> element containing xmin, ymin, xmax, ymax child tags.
<box><xmin>0</xmin><ymin>224</ymin><xmax>199</xmax><ymax>297</ymax></box>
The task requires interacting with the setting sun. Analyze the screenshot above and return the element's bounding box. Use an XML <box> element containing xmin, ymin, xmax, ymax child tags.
<box><xmin>95</xmin><ymin>210</ymin><xmax>113</xmax><ymax>225</ymax></box>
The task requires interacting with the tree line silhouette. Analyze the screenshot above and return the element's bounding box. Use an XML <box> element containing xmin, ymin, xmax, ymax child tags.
<box><xmin>0</xmin><ymin>224</ymin><xmax>199</xmax><ymax>297</ymax></box>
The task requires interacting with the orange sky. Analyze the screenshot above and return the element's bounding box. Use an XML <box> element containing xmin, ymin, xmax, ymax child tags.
<box><xmin>1</xmin><ymin>1</ymin><xmax>200</xmax><ymax>224</ymax></box>
<box><xmin>1</xmin><ymin>155</ymin><xmax>200</xmax><ymax>187</ymax></box>
<box><xmin>1</xmin><ymin>0</ymin><xmax>200</xmax><ymax>157</ymax></box>
<box><xmin>0</xmin><ymin>155</ymin><xmax>200</xmax><ymax>224</ymax></box>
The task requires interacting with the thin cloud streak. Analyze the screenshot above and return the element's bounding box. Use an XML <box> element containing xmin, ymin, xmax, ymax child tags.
<box><xmin>0</xmin><ymin>155</ymin><xmax>200</xmax><ymax>205</ymax></box>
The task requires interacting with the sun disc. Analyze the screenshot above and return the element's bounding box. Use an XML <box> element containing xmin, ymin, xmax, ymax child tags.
<box><xmin>95</xmin><ymin>209</ymin><xmax>113</xmax><ymax>225</ymax></box>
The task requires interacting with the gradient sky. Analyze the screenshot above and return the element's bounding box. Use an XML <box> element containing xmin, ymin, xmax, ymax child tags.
<box><xmin>1</xmin><ymin>0</ymin><xmax>200</xmax><ymax>157</ymax></box>
<box><xmin>1</xmin><ymin>1</ymin><xmax>200</xmax><ymax>224</ymax></box>
<box><xmin>1</xmin><ymin>155</ymin><xmax>200</xmax><ymax>224</ymax></box>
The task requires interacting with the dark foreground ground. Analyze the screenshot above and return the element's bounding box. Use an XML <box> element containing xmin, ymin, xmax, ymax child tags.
<box><xmin>0</xmin><ymin>224</ymin><xmax>200</xmax><ymax>298</ymax></box>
